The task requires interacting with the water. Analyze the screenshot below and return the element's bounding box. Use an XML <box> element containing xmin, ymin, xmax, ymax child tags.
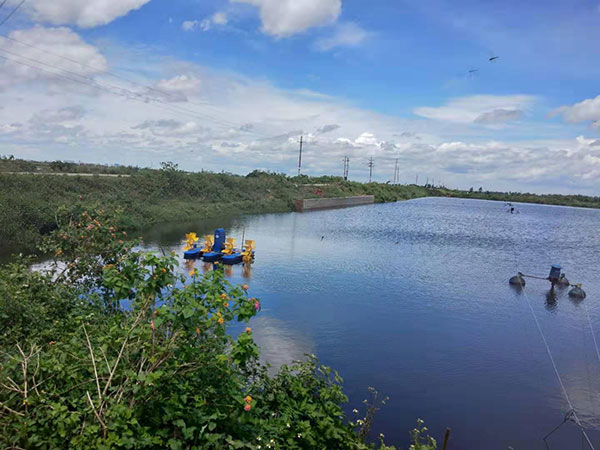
<box><xmin>85</xmin><ymin>198</ymin><xmax>600</xmax><ymax>447</ymax></box>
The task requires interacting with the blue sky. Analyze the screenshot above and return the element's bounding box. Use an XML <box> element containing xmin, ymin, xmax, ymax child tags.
<box><xmin>1</xmin><ymin>0</ymin><xmax>600</xmax><ymax>193</ymax></box>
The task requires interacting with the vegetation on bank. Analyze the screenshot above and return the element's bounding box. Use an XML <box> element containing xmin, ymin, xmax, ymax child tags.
<box><xmin>2</xmin><ymin>156</ymin><xmax>599</xmax><ymax>255</ymax></box>
<box><xmin>0</xmin><ymin>209</ymin><xmax>438</xmax><ymax>449</ymax></box>
<box><xmin>0</xmin><ymin>159</ymin><xmax>430</xmax><ymax>254</ymax></box>
<box><xmin>436</xmin><ymin>187</ymin><xmax>600</xmax><ymax>209</ymax></box>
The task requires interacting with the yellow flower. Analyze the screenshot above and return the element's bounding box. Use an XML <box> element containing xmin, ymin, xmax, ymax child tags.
<box><xmin>245</xmin><ymin>327</ymin><xmax>252</xmax><ymax>333</ymax></box>
<box><xmin>218</xmin><ymin>317</ymin><xmax>224</xmax><ymax>325</ymax></box>
<box><xmin>189</xmin><ymin>270</ymin><xmax>195</xmax><ymax>276</ymax></box>
<box><xmin>244</xmin><ymin>395</ymin><xmax>252</xmax><ymax>403</ymax></box>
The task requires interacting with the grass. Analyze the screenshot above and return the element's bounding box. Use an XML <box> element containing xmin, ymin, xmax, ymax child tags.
<box><xmin>0</xmin><ymin>161</ymin><xmax>430</xmax><ymax>254</ymax></box>
<box><xmin>2</xmin><ymin>156</ymin><xmax>599</xmax><ymax>255</ymax></box>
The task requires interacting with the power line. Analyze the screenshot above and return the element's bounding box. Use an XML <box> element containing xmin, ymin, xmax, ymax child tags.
<box><xmin>0</xmin><ymin>47</ymin><xmax>275</xmax><ymax>137</ymax></box>
<box><xmin>0</xmin><ymin>32</ymin><xmax>259</xmax><ymax>135</ymax></box>
<box><xmin>0</xmin><ymin>0</ymin><xmax>9</xmax><ymax>11</ymax></box>
<box><xmin>0</xmin><ymin>51</ymin><xmax>261</xmax><ymax>136</ymax></box>
<box><xmin>0</xmin><ymin>0</ymin><xmax>26</xmax><ymax>27</ymax></box>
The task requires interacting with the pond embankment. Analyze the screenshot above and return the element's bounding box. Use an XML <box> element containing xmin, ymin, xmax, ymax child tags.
<box><xmin>294</xmin><ymin>195</ymin><xmax>375</xmax><ymax>212</ymax></box>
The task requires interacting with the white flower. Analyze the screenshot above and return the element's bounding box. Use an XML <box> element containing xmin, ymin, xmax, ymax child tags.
<box><xmin>352</xmin><ymin>408</ymin><xmax>358</xmax><ymax>414</ymax></box>
<box><xmin>286</xmin><ymin>423</ymin><xmax>290</xmax><ymax>428</ymax></box>
<box><xmin>257</xmin><ymin>436</ymin><xmax>261</xmax><ymax>441</ymax></box>
<box><xmin>297</xmin><ymin>433</ymin><xmax>302</xmax><ymax>438</ymax></box>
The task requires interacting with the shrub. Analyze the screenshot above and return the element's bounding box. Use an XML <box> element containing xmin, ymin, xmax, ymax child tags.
<box><xmin>0</xmin><ymin>210</ymin><xmax>441</xmax><ymax>449</ymax></box>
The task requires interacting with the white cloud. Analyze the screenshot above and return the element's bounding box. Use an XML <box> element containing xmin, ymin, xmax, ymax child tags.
<box><xmin>28</xmin><ymin>0</ymin><xmax>151</xmax><ymax>28</ymax></box>
<box><xmin>0</xmin><ymin>27</ymin><xmax>107</xmax><ymax>89</ymax></box>
<box><xmin>132</xmin><ymin>119</ymin><xmax>202</xmax><ymax>136</ymax></box>
<box><xmin>232</xmin><ymin>0</ymin><xmax>341</xmax><ymax>37</ymax></box>
<box><xmin>316</xmin><ymin>124</ymin><xmax>340</xmax><ymax>134</ymax></box>
<box><xmin>30</xmin><ymin>106</ymin><xmax>85</xmax><ymax>124</ymax></box>
<box><xmin>553</xmin><ymin>94</ymin><xmax>600</xmax><ymax>130</ymax></box>
<box><xmin>212</xmin><ymin>12</ymin><xmax>228</xmax><ymax>25</ymax></box>
<box><xmin>315</xmin><ymin>22</ymin><xmax>369</xmax><ymax>51</ymax></box>
<box><xmin>2</xmin><ymin>27</ymin><xmax>600</xmax><ymax>194</ymax></box>
<box><xmin>474</xmin><ymin>109</ymin><xmax>523</xmax><ymax>124</ymax></box>
<box><xmin>414</xmin><ymin>95</ymin><xmax>535</xmax><ymax>124</ymax></box>
<box><xmin>182</xmin><ymin>20</ymin><xmax>201</xmax><ymax>32</ymax></box>
<box><xmin>182</xmin><ymin>12</ymin><xmax>228</xmax><ymax>32</ymax></box>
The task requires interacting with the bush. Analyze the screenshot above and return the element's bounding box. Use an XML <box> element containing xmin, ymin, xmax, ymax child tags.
<box><xmin>0</xmin><ymin>209</ymin><xmax>438</xmax><ymax>449</ymax></box>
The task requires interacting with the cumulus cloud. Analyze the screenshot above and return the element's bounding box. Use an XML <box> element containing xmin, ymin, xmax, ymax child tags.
<box><xmin>315</xmin><ymin>22</ymin><xmax>369</xmax><ymax>51</ymax></box>
<box><xmin>0</xmin><ymin>27</ymin><xmax>107</xmax><ymax>89</ymax></box>
<box><xmin>152</xmin><ymin>75</ymin><xmax>205</xmax><ymax>102</ymax></box>
<box><xmin>2</xmin><ymin>27</ymin><xmax>600</xmax><ymax>194</ymax></box>
<box><xmin>414</xmin><ymin>95</ymin><xmax>534</xmax><ymax>124</ymax></box>
<box><xmin>182</xmin><ymin>12</ymin><xmax>228</xmax><ymax>32</ymax></box>
<box><xmin>552</xmin><ymin>94</ymin><xmax>600</xmax><ymax>130</ymax></box>
<box><xmin>28</xmin><ymin>0</ymin><xmax>151</xmax><ymax>28</ymax></box>
<box><xmin>232</xmin><ymin>0</ymin><xmax>341</xmax><ymax>37</ymax></box>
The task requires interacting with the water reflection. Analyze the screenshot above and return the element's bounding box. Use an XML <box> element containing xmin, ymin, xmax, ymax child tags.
<box><xmin>250</xmin><ymin>316</ymin><xmax>313</xmax><ymax>373</ymax></box>
<box><xmin>22</xmin><ymin>198</ymin><xmax>600</xmax><ymax>449</ymax></box>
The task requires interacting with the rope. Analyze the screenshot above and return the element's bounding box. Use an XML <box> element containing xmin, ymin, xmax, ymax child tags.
<box><xmin>543</xmin><ymin>410</ymin><xmax>574</xmax><ymax>449</ymax></box>
<box><xmin>521</xmin><ymin>286</ymin><xmax>596</xmax><ymax>449</ymax></box>
<box><xmin>583</xmin><ymin>301</ymin><xmax>600</xmax><ymax>367</ymax></box>
<box><xmin>520</xmin><ymin>273</ymin><xmax>549</xmax><ymax>280</ymax></box>
<box><xmin>514</xmin><ymin>219</ymin><xmax>596</xmax><ymax>449</ymax></box>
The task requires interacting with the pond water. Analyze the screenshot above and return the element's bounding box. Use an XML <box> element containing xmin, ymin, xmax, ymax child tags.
<box><xmin>140</xmin><ymin>197</ymin><xmax>600</xmax><ymax>449</ymax></box>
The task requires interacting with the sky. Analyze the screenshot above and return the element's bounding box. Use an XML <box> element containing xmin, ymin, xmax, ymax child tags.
<box><xmin>0</xmin><ymin>0</ymin><xmax>600</xmax><ymax>194</ymax></box>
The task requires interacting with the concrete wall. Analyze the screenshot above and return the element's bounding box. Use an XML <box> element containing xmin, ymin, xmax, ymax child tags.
<box><xmin>294</xmin><ymin>195</ymin><xmax>375</xmax><ymax>212</ymax></box>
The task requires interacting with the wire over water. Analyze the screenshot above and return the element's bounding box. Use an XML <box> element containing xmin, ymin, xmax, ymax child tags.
<box><xmin>514</xmin><ymin>212</ymin><xmax>596</xmax><ymax>449</ymax></box>
<box><xmin>583</xmin><ymin>301</ymin><xmax>600</xmax><ymax>368</ymax></box>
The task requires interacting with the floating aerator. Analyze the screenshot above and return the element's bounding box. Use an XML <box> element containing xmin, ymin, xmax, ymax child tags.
<box><xmin>569</xmin><ymin>285</ymin><xmax>586</xmax><ymax>299</ymax></box>
<box><xmin>509</xmin><ymin>273</ymin><xmax>526</xmax><ymax>286</ymax></box>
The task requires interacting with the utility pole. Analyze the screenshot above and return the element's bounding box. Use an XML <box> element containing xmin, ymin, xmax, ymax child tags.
<box><xmin>297</xmin><ymin>135</ymin><xmax>303</xmax><ymax>176</ymax></box>
<box><xmin>368</xmin><ymin>157</ymin><xmax>374</xmax><ymax>183</ymax></box>
<box><xmin>343</xmin><ymin>156</ymin><xmax>349</xmax><ymax>180</ymax></box>
<box><xmin>415</xmin><ymin>174</ymin><xmax>419</xmax><ymax>185</ymax></box>
<box><xmin>393</xmin><ymin>158</ymin><xmax>399</xmax><ymax>184</ymax></box>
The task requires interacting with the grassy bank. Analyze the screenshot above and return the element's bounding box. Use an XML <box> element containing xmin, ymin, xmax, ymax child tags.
<box><xmin>0</xmin><ymin>162</ymin><xmax>430</xmax><ymax>254</ymax></box>
<box><xmin>434</xmin><ymin>188</ymin><xmax>600</xmax><ymax>209</ymax></box>
<box><xmin>3</xmin><ymin>157</ymin><xmax>600</xmax><ymax>255</ymax></box>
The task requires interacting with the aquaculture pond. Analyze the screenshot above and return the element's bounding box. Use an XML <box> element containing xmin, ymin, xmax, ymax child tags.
<box><xmin>139</xmin><ymin>197</ymin><xmax>600</xmax><ymax>449</ymax></box>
